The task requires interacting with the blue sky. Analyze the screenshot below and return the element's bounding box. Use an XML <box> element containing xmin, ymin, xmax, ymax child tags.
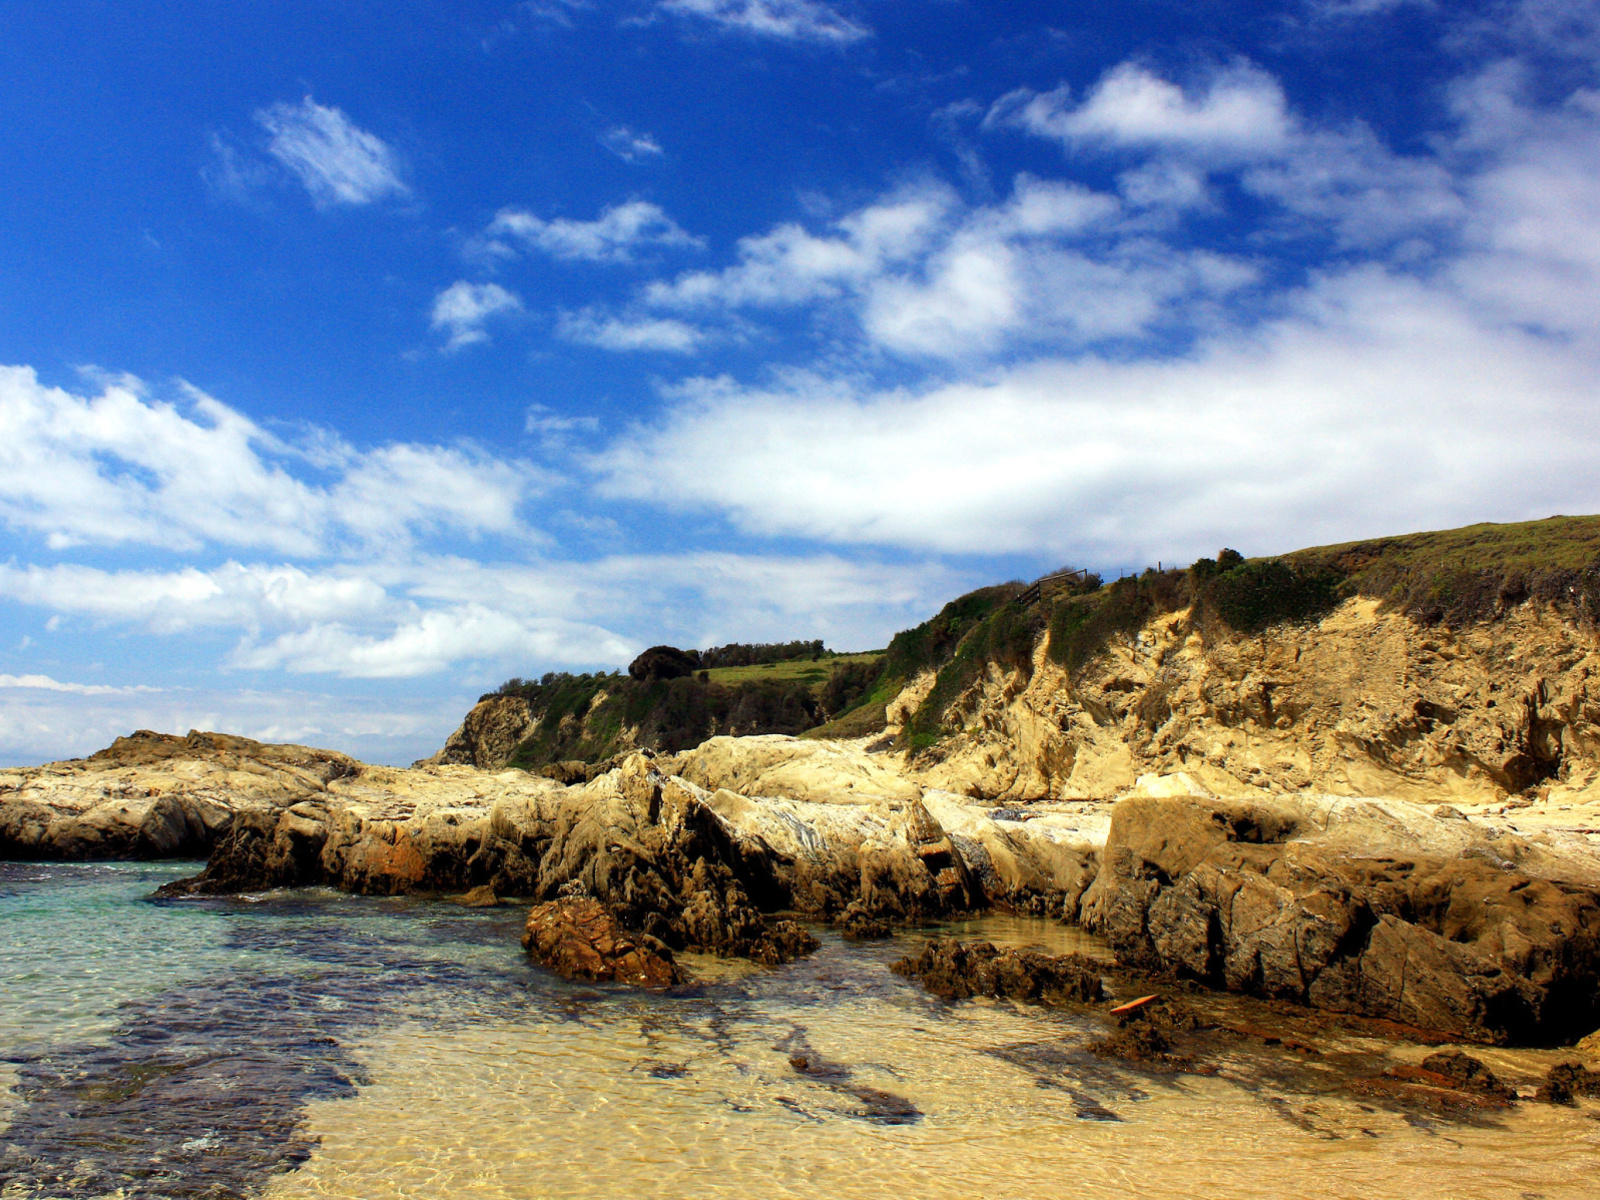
<box><xmin>2</xmin><ymin>0</ymin><xmax>1599</xmax><ymax>765</ymax></box>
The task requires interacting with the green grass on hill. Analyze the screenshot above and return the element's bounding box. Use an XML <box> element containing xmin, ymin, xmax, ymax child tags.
<box><xmin>1283</xmin><ymin>515</ymin><xmax>1600</xmax><ymax>626</ymax></box>
<box><xmin>703</xmin><ymin>651</ymin><xmax>882</xmax><ymax>689</ymax></box>
<box><xmin>1287</xmin><ymin>515</ymin><xmax>1600</xmax><ymax>575</ymax></box>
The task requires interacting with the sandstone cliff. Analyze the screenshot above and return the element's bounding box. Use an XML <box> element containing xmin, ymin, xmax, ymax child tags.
<box><xmin>906</xmin><ymin>597</ymin><xmax>1600</xmax><ymax>810</ymax></box>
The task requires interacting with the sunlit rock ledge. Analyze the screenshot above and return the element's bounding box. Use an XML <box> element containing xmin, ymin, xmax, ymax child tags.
<box><xmin>5</xmin><ymin>728</ymin><xmax>1600</xmax><ymax>1044</ymax></box>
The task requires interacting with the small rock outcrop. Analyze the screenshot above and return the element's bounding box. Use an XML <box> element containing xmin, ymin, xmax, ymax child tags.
<box><xmin>522</xmin><ymin>895</ymin><xmax>682</xmax><ymax>987</ymax></box>
<box><xmin>1080</xmin><ymin>792</ymin><xmax>1600</xmax><ymax>1043</ymax></box>
<box><xmin>416</xmin><ymin>694</ymin><xmax>537</xmax><ymax>769</ymax></box>
<box><xmin>0</xmin><ymin>730</ymin><xmax>361</xmax><ymax>860</ymax></box>
<box><xmin>892</xmin><ymin>938</ymin><xmax>1105</xmax><ymax>1005</ymax></box>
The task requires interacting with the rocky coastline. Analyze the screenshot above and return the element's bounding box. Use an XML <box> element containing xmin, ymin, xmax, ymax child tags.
<box><xmin>5</xmin><ymin>713</ymin><xmax>1600</xmax><ymax>1051</ymax></box>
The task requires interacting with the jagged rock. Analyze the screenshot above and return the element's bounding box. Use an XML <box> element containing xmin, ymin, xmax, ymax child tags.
<box><xmin>522</xmin><ymin>896</ymin><xmax>682</xmax><ymax>987</ymax></box>
<box><xmin>1080</xmin><ymin>793</ymin><xmax>1600</xmax><ymax>1042</ymax></box>
<box><xmin>1085</xmin><ymin>1022</ymin><xmax>1192</xmax><ymax>1068</ymax></box>
<box><xmin>891</xmin><ymin>938</ymin><xmax>1105</xmax><ymax>1005</ymax></box>
<box><xmin>416</xmin><ymin>694</ymin><xmax>537</xmax><ymax>769</ymax></box>
<box><xmin>836</xmin><ymin>901</ymin><xmax>892</xmax><ymax>939</ymax></box>
<box><xmin>909</xmin><ymin>596</ymin><xmax>1600</xmax><ymax>807</ymax></box>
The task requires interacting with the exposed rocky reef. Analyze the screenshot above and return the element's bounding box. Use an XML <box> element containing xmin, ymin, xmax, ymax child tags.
<box><xmin>0</xmin><ymin>731</ymin><xmax>362</xmax><ymax>860</ymax></box>
<box><xmin>891</xmin><ymin>938</ymin><xmax>1104</xmax><ymax>1004</ymax></box>
<box><xmin>522</xmin><ymin>894</ymin><xmax>683</xmax><ymax>988</ymax></box>
<box><xmin>1079</xmin><ymin>791</ymin><xmax>1600</xmax><ymax>1043</ymax></box>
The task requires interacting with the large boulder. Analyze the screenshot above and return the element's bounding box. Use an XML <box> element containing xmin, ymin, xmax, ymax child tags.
<box><xmin>1080</xmin><ymin>793</ymin><xmax>1600</xmax><ymax>1043</ymax></box>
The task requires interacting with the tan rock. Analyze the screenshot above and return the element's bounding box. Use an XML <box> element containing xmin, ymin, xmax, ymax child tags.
<box><xmin>415</xmin><ymin>694</ymin><xmax>537</xmax><ymax>769</ymax></box>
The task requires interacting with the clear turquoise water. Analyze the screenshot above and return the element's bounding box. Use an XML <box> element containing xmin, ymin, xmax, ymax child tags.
<box><xmin>4</xmin><ymin>863</ymin><xmax>1600</xmax><ymax>1200</ymax></box>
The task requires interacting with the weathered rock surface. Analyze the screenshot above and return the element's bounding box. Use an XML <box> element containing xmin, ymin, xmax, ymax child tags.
<box><xmin>0</xmin><ymin>730</ymin><xmax>362</xmax><ymax>860</ymax></box>
<box><xmin>1080</xmin><ymin>792</ymin><xmax>1600</xmax><ymax>1042</ymax></box>
<box><xmin>909</xmin><ymin>597</ymin><xmax>1600</xmax><ymax>809</ymax></box>
<box><xmin>416</xmin><ymin>694</ymin><xmax>537</xmax><ymax>769</ymax></box>
<box><xmin>522</xmin><ymin>895</ymin><xmax>682</xmax><ymax>987</ymax></box>
<box><xmin>892</xmin><ymin>938</ymin><xmax>1105</xmax><ymax>1005</ymax></box>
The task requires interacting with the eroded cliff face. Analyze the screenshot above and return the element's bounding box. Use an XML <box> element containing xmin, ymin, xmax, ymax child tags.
<box><xmin>418</xmin><ymin>694</ymin><xmax>539</xmax><ymax>769</ymax></box>
<box><xmin>907</xmin><ymin>597</ymin><xmax>1600</xmax><ymax>806</ymax></box>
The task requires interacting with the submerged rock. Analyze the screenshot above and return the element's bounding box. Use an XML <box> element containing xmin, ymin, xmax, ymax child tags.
<box><xmin>891</xmin><ymin>938</ymin><xmax>1105</xmax><ymax>1005</ymax></box>
<box><xmin>1536</xmin><ymin>1060</ymin><xmax>1600</xmax><ymax>1105</ymax></box>
<box><xmin>1417</xmin><ymin>1050</ymin><xmax>1518</xmax><ymax>1100</ymax></box>
<box><xmin>522</xmin><ymin>896</ymin><xmax>682</xmax><ymax>988</ymax></box>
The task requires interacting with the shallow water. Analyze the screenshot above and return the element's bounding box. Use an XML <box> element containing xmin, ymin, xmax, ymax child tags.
<box><xmin>2</xmin><ymin>863</ymin><xmax>1598</xmax><ymax>1199</ymax></box>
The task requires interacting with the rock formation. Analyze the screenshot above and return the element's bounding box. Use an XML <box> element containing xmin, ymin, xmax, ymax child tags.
<box><xmin>1079</xmin><ymin>791</ymin><xmax>1600</xmax><ymax>1042</ymax></box>
<box><xmin>417</xmin><ymin>694</ymin><xmax>538</xmax><ymax>770</ymax></box>
<box><xmin>0</xmin><ymin>730</ymin><xmax>362</xmax><ymax>859</ymax></box>
<box><xmin>522</xmin><ymin>895</ymin><xmax>682</xmax><ymax>987</ymax></box>
<box><xmin>909</xmin><ymin>597</ymin><xmax>1600</xmax><ymax>807</ymax></box>
<box><xmin>891</xmin><ymin>938</ymin><xmax>1105</xmax><ymax>1004</ymax></box>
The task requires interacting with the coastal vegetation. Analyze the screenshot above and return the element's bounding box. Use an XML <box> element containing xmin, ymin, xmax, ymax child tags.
<box><xmin>464</xmin><ymin>515</ymin><xmax>1600</xmax><ymax>771</ymax></box>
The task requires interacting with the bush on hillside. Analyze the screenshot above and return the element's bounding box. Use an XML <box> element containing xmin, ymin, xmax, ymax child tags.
<box><xmin>1047</xmin><ymin>570</ymin><xmax>1190</xmax><ymax>676</ymax></box>
<box><xmin>1200</xmin><ymin>558</ymin><xmax>1345</xmax><ymax>633</ymax></box>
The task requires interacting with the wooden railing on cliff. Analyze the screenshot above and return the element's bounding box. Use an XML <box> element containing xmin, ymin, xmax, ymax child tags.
<box><xmin>1014</xmin><ymin>568</ymin><xmax>1091</xmax><ymax>609</ymax></box>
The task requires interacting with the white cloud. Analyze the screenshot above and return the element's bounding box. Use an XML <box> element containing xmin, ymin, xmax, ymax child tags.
<box><xmin>526</xmin><ymin>404</ymin><xmax>601</xmax><ymax>443</ymax></box>
<box><xmin>254</xmin><ymin>97</ymin><xmax>407</xmax><ymax>207</ymax></box>
<box><xmin>524</xmin><ymin>0</ymin><xmax>592</xmax><ymax>27</ymax></box>
<box><xmin>0</xmin><ymin>547</ymin><xmax>958</xmax><ymax>680</ymax></box>
<box><xmin>557</xmin><ymin>308</ymin><xmax>707</xmax><ymax>352</ymax></box>
<box><xmin>589</xmin><ymin>257</ymin><xmax>1600</xmax><ymax>558</ymax></box>
<box><xmin>991</xmin><ymin>62</ymin><xmax>1295</xmax><ymax>161</ymax></box>
<box><xmin>658</xmin><ymin>0</ymin><xmax>869</xmax><ymax>44</ymax></box>
<box><xmin>0</xmin><ymin>674</ymin><xmax>160</xmax><ymax>696</ymax></box>
<box><xmin>600</xmin><ymin>125</ymin><xmax>665</xmax><ymax>161</ymax></box>
<box><xmin>640</xmin><ymin>175</ymin><xmax>1250</xmax><ymax>360</ymax></box>
<box><xmin>645</xmin><ymin>181</ymin><xmax>958</xmax><ymax>308</ymax></box>
<box><xmin>0</xmin><ymin>561</ymin><xmax>391</xmax><ymax>634</ymax></box>
<box><xmin>0</xmin><ymin>367</ymin><xmax>549</xmax><ymax>554</ymax></box>
<box><xmin>487</xmin><ymin>201</ymin><xmax>701</xmax><ymax>263</ymax></box>
<box><xmin>430</xmin><ymin>281</ymin><xmax>524</xmax><ymax>350</ymax></box>
<box><xmin>230</xmin><ymin>606</ymin><xmax>636</xmax><ymax>678</ymax></box>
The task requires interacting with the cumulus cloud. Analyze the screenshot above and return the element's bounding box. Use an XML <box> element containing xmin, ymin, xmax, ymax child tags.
<box><xmin>581</xmin><ymin>66</ymin><xmax>1600</xmax><ymax>559</ymax></box>
<box><xmin>600</xmin><ymin>125</ymin><xmax>665</xmax><ymax>161</ymax></box>
<box><xmin>0</xmin><ymin>561</ymin><xmax>395</xmax><ymax>637</ymax></box>
<box><xmin>254</xmin><ymin>97</ymin><xmax>407</xmax><ymax>207</ymax></box>
<box><xmin>0</xmin><ymin>367</ymin><xmax>548</xmax><ymax>554</ymax></box>
<box><xmin>639</xmin><ymin>175</ymin><xmax>1252</xmax><ymax>359</ymax></box>
<box><xmin>486</xmin><ymin>201</ymin><xmax>701</xmax><ymax>263</ymax></box>
<box><xmin>556</xmin><ymin>308</ymin><xmax>706</xmax><ymax>352</ymax></box>
<box><xmin>658</xmin><ymin>0</ymin><xmax>869</xmax><ymax>44</ymax></box>
<box><xmin>230</xmin><ymin>606</ymin><xmax>635</xmax><ymax>678</ymax></box>
<box><xmin>644</xmin><ymin>182</ymin><xmax>958</xmax><ymax>309</ymax></box>
<box><xmin>590</xmin><ymin>261</ymin><xmax>1600</xmax><ymax>559</ymax></box>
<box><xmin>430</xmin><ymin>281</ymin><xmax>524</xmax><ymax>349</ymax></box>
<box><xmin>0</xmin><ymin>549</ymin><xmax>957</xmax><ymax>680</ymax></box>
<box><xmin>991</xmin><ymin>63</ymin><xmax>1296</xmax><ymax>161</ymax></box>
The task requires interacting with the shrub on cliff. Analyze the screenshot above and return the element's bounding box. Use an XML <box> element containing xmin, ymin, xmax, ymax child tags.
<box><xmin>1198</xmin><ymin>557</ymin><xmax>1345</xmax><ymax>633</ymax></box>
<box><xmin>1047</xmin><ymin>570</ymin><xmax>1190</xmax><ymax>676</ymax></box>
